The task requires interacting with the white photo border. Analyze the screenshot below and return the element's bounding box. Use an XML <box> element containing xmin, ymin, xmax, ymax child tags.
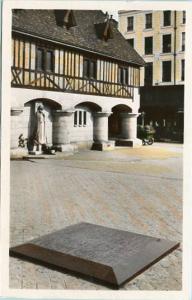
<box><xmin>1</xmin><ymin>1</ymin><xmax>192</xmax><ymax>300</ymax></box>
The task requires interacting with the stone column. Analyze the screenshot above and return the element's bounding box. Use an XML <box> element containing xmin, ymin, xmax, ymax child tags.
<box><xmin>92</xmin><ymin>112</ymin><xmax>115</xmax><ymax>151</ymax></box>
<box><xmin>93</xmin><ymin>112</ymin><xmax>110</xmax><ymax>142</ymax></box>
<box><xmin>118</xmin><ymin>112</ymin><xmax>142</xmax><ymax>147</ymax></box>
<box><xmin>53</xmin><ymin>110</ymin><xmax>75</xmax><ymax>152</ymax></box>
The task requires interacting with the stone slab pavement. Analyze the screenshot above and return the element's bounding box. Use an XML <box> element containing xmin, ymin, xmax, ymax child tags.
<box><xmin>10</xmin><ymin>143</ymin><xmax>183</xmax><ymax>290</ymax></box>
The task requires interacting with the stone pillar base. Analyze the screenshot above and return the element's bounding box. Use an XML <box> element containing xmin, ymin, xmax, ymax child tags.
<box><xmin>116</xmin><ymin>138</ymin><xmax>142</xmax><ymax>148</ymax></box>
<box><xmin>54</xmin><ymin>144</ymin><xmax>77</xmax><ymax>153</ymax></box>
<box><xmin>92</xmin><ymin>140</ymin><xmax>115</xmax><ymax>151</ymax></box>
<box><xmin>10</xmin><ymin>148</ymin><xmax>28</xmax><ymax>159</ymax></box>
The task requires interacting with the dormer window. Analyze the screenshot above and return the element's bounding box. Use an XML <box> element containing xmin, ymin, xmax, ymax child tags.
<box><xmin>54</xmin><ymin>10</ymin><xmax>76</xmax><ymax>29</ymax></box>
<box><xmin>95</xmin><ymin>13</ymin><xmax>113</xmax><ymax>41</ymax></box>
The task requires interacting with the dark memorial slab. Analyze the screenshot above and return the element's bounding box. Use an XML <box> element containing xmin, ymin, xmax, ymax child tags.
<box><xmin>10</xmin><ymin>222</ymin><xmax>180</xmax><ymax>288</ymax></box>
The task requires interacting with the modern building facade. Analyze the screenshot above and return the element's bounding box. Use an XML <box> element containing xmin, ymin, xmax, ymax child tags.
<box><xmin>11</xmin><ymin>9</ymin><xmax>144</xmax><ymax>155</ymax></box>
<box><xmin>118</xmin><ymin>10</ymin><xmax>185</xmax><ymax>140</ymax></box>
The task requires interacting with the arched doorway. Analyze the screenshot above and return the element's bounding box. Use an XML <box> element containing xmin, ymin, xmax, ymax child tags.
<box><xmin>109</xmin><ymin>104</ymin><xmax>132</xmax><ymax>139</ymax></box>
<box><xmin>24</xmin><ymin>98</ymin><xmax>61</xmax><ymax>150</ymax></box>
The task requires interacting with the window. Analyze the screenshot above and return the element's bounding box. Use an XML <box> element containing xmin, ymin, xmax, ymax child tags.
<box><xmin>163</xmin><ymin>11</ymin><xmax>171</xmax><ymax>26</ymax></box>
<box><xmin>144</xmin><ymin>62</ymin><xmax>153</xmax><ymax>86</ymax></box>
<box><xmin>118</xmin><ymin>67</ymin><xmax>128</xmax><ymax>85</ymax></box>
<box><xmin>145</xmin><ymin>13</ymin><xmax>152</xmax><ymax>29</ymax></box>
<box><xmin>182</xmin><ymin>11</ymin><xmax>186</xmax><ymax>24</ymax></box>
<box><xmin>74</xmin><ymin>111</ymin><xmax>78</xmax><ymax>126</ymax></box>
<box><xmin>127</xmin><ymin>38</ymin><xmax>134</xmax><ymax>48</ymax></box>
<box><xmin>127</xmin><ymin>16</ymin><xmax>134</xmax><ymax>31</ymax></box>
<box><xmin>79</xmin><ymin>111</ymin><xmax>82</xmax><ymax>126</ymax></box>
<box><xmin>46</xmin><ymin>51</ymin><xmax>54</xmax><ymax>72</ymax></box>
<box><xmin>163</xmin><ymin>34</ymin><xmax>172</xmax><ymax>53</ymax></box>
<box><xmin>181</xmin><ymin>32</ymin><xmax>185</xmax><ymax>51</ymax></box>
<box><xmin>74</xmin><ymin>110</ymin><xmax>87</xmax><ymax>126</ymax></box>
<box><xmin>83</xmin><ymin>111</ymin><xmax>87</xmax><ymax>126</ymax></box>
<box><xmin>36</xmin><ymin>48</ymin><xmax>44</xmax><ymax>71</ymax></box>
<box><xmin>36</xmin><ymin>47</ymin><xmax>54</xmax><ymax>72</ymax></box>
<box><xmin>145</xmin><ymin>37</ymin><xmax>153</xmax><ymax>55</ymax></box>
<box><xmin>83</xmin><ymin>58</ymin><xmax>97</xmax><ymax>79</ymax></box>
<box><xmin>181</xmin><ymin>59</ymin><xmax>185</xmax><ymax>81</ymax></box>
<box><xmin>162</xmin><ymin>61</ymin><xmax>172</xmax><ymax>82</ymax></box>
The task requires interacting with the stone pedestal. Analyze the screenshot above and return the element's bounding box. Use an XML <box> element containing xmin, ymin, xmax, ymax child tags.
<box><xmin>116</xmin><ymin>113</ymin><xmax>142</xmax><ymax>147</ymax></box>
<box><xmin>92</xmin><ymin>112</ymin><xmax>114</xmax><ymax>151</ymax></box>
<box><xmin>53</xmin><ymin>110</ymin><xmax>75</xmax><ymax>152</ymax></box>
<box><xmin>28</xmin><ymin>150</ymin><xmax>43</xmax><ymax>155</ymax></box>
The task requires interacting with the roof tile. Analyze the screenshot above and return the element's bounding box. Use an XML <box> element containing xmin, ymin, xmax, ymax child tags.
<box><xmin>12</xmin><ymin>9</ymin><xmax>145</xmax><ymax>66</ymax></box>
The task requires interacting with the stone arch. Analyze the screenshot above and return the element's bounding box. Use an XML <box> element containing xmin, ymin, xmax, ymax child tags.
<box><xmin>109</xmin><ymin>104</ymin><xmax>132</xmax><ymax>138</ymax></box>
<box><xmin>24</xmin><ymin>98</ymin><xmax>62</xmax><ymax>110</ymax></box>
<box><xmin>75</xmin><ymin>101</ymin><xmax>102</xmax><ymax>112</ymax></box>
<box><xmin>111</xmin><ymin>104</ymin><xmax>132</xmax><ymax>113</ymax></box>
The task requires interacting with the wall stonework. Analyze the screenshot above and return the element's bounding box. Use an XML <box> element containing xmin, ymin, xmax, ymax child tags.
<box><xmin>11</xmin><ymin>87</ymin><xmax>141</xmax><ymax>152</ymax></box>
<box><xmin>70</xmin><ymin>107</ymin><xmax>93</xmax><ymax>143</ymax></box>
<box><xmin>119</xmin><ymin>10</ymin><xmax>185</xmax><ymax>86</ymax></box>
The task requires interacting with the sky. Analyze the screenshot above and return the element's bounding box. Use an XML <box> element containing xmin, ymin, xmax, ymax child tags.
<box><xmin>105</xmin><ymin>10</ymin><xmax>119</xmax><ymax>21</ymax></box>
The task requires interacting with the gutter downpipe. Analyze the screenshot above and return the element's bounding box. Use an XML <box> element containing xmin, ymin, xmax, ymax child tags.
<box><xmin>174</xmin><ymin>11</ymin><xmax>177</xmax><ymax>85</ymax></box>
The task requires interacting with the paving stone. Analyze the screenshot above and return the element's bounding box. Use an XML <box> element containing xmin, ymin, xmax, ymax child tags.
<box><xmin>10</xmin><ymin>143</ymin><xmax>183</xmax><ymax>290</ymax></box>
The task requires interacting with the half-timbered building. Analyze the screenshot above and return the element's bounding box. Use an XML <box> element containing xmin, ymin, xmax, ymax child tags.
<box><xmin>11</xmin><ymin>9</ymin><xmax>144</xmax><ymax>154</ymax></box>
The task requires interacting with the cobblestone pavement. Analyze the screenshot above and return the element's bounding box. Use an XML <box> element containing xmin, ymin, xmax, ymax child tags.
<box><xmin>10</xmin><ymin>143</ymin><xmax>183</xmax><ymax>290</ymax></box>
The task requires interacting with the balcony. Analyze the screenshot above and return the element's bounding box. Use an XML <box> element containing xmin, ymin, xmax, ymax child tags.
<box><xmin>11</xmin><ymin>67</ymin><xmax>135</xmax><ymax>99</ymax></box>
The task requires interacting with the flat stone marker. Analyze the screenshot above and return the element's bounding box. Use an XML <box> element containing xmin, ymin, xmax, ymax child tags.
<box><xmin>10</xmin><ymin>222</ymin><xmax>180</xmax><ymax>288</ymax></box>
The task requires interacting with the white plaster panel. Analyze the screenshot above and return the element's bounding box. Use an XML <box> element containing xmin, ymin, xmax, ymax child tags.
<box><xmin>70</xmin><ymin>108</ymin><xmax>93</xmax><ymax>142</ymax></box>
<box><xmin>31</xmin><ymin>44</ymin><xmax>36</xmax><ymax>70</ymax></box>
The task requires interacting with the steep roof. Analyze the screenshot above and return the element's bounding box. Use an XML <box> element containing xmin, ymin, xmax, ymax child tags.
<box><xmin>12</xmin><ymin>9</ymin><xmax>145</xmax><ymax>66</ymax></box>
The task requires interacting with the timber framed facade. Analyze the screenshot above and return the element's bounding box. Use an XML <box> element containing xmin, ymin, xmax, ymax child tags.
<box><xmin>11</xmin><ymin>33</ymin><xmax>140</xmax><ymax>99</ymax></box>
<box><xmin>11</xmin><ymin>10</ymin><xmax>144</xmax><ymax>155</ymax></box>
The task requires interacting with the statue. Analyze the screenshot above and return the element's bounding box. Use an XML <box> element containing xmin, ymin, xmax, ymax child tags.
<box><xmin>32</xmin><ymin>104</ymin><xmax>46</xmax><ymax>153</ymax></box>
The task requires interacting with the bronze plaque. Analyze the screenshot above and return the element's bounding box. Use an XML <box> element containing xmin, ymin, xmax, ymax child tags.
<box><xmin>10</xmin><ymin>222</ymin><xmax>180</xmax><ymax>288</ymax></box>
